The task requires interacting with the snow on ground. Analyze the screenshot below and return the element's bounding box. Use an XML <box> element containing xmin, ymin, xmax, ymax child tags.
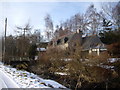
<box><xmin>0</xmin><ymin>62</ymin><xmax>66</xmax><ymax>88</ymax></box>
<box><xmin>55</xmin><ymin>72</ymin><xmax>68</xmax><ymax>76</ymax></box>
<box><xmin>0</xmin><ymin>70</ymin><xmax>20</xmax><ymax>88</ymax></box>
<box><xmin>97</xmin><ymin>64</ymin><xmax>114</xmax><ymax>70</ymax></box>
<box><xmin>0</xmin><ymin>78</ymin><xmax>7</xmax><ymax>89</ymax></box>
<box><xmin>108</xmin><ymin>58</ymin><xmax>120</xmax><ymax>63</ymax></box>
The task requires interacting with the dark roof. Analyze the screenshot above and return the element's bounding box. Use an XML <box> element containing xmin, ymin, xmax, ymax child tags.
<box><xmin>51</xmin><ymin>32</ymin><xmax>75</xmax><ymax>41</ymax></box>
<box><xmin>82</xmin><ymin>35</ymin><xmax>106</xmax><ymax>50</ymax></box>
<box><xmin>51</xmin><ymin>33</ymin><xmax>75</xmax><ymax>45</ymax></box>
<box><xmin>49</xmin><ymin>33</ymin><xmax>106</xmax><ymax>50</ymax></box>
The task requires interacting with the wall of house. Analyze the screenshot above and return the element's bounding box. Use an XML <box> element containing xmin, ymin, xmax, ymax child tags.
<box><xmin>68</xmin><ymin>31</ymin><xmax>82</xmax><ymax>51</ymax></box>
<box><xmin>47</xmin><ymin>29</ymin><xmax>83</xmax><ymax>51</ymax></box>
<box><xmin>56</xmin><ymin>43</ymin><xmax>68</xmax><ymax>50</ymax></box>
<box><xmin>89</xmin><ymin>48</ymin><xmax>100</xmax><ymax>56</ymax></box>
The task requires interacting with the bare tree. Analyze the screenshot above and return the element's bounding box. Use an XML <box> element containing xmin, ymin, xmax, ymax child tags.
<box><xmin>29</xmin><ymin>29</ymin><xmax>43</xmax><ymax>44</ymax></box>
<box><xmin>112</xmin><ymin>2</ymin><xmax>120</xmax><ymax>29</ymax></box>
<box><xmin>60</xmin><ymin>13</ymin><xmax>89</xmax><ymax>35</ymax></box>
<box><xmin>44</xmin><ymin>14</ymin><xmax>54</xmax><ymax>41</ymax></box>
<box><xmin>54</xmin><ymin>25</ymin><xmax>60</xmax><ymax>39</ymax></box>
<box><xmin>5</xmin><ymin>35</ymin><xmax>16</xmax><ymax>62</ymax></box>
<box><xmin>73</xmin><ymin>13</ymin><xmax>89</xmax><ymax>35</ymax></box>
<box><xmin>101</xmin><ymin>2</ymin><xmax>120</xmax><ymax>29</ymax></box>
<box><xmin>16</xmin><ymin>22</ymin><xmax>32</xmax><ymax>38</ymax></box>
<box><xmin>85</xmin><ymin>4</ymin><xmax>102</xmax><ymax>35</ymax></box>
<box><xmin>15</xmin><ymin>22</ymin><xmax>32</xmax><ymax>59</ymax></box>
<box><xmin>54</xmin><ymin>26</ymin><xmax>72</xmax><ymax>39</ymax></box>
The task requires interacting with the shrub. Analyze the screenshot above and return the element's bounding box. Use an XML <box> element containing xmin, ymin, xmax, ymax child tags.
<box><xmin>16</xmin><ymin>63</ymin><xmax>28</xmax><ymax>70</ymax></box>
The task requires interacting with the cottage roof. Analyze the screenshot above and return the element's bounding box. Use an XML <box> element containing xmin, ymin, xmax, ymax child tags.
<box><xmin>49</xmin><ymin>32</ymin><xmax>106</xmax><ymax>50</ymax></box>
<box><xmin>82</xmin><ymin>35</ymin><xmax>106</xmax><ymax>50</ymax></box>
<box><xmin>51</xmin><ymin>32</ymin><xmax>75</xmax><ymax>45</ymax></box>
<box><xmin>52</xmin><ymin>32</ymin><xmax>75</xmax><ymax>42</ymax></box>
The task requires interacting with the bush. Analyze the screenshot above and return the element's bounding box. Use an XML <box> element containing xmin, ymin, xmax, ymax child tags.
<box><xmin>27</xmin><ymin>45</ymin><xmax>119</xmax><ymax>89</ymax></box>
<box><xmin>16</xmin><ymin>63</ymin><xmax>28</xmax><ymax>70</ymax></box>
<box><xmin>28</xmin><ymin>44</ymin><xmax>37</xmax><ymax>60</ymax></box>
<box><xmin>112</xmin><ymin>60</ymin><xmax>120</xmax><ymax>76</ymax></box>
<box><xmin>107</xmin><ymin>42</ymin><xmax>120</xmax><ymax>57</ymax></box>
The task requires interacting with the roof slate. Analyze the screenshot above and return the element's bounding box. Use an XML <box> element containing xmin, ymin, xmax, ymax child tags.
<box><xmin>82</xmin><ymin>35</ymin><xmax>105</xmax><ymax>50</ymax></box>
<box><xmin>50</xmin><ymin>33</ymin><xmax>106</xmax><ymax>50</ymax></box>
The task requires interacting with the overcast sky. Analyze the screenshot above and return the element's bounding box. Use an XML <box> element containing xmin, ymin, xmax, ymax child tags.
<box><xmin>0</xmin><ymin>0</ymin><xmax>119</xmax><ymax>36</ymax></box>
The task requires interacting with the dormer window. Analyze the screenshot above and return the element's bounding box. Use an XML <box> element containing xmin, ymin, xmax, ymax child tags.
<box><xmin>57</xmin><ymin>39</ymin><xmax>61</xmax><ymax>45</ymax></box>
<box><xmin>64</xmin><ymin>37</ymin><xmax>68</xmax><ymax>43</ymax></box>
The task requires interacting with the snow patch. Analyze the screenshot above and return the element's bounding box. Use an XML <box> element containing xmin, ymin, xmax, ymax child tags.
<box><xmin>0</xmin><ymin>62</ymin><xmax>66</xmax><ymax>88</ymax></box>
<box><xmin>108</xmin><ymin>58</ymin><xmax>120</xmax><ymax>63</ymax></box>
<box><xmin>55</xmin><ymin>72</ymin><xmax>68</xmax><ymax>76</ymax></box>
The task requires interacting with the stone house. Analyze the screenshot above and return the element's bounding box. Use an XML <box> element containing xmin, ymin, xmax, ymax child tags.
<box><xmin>47</xmin><ymin>29</ymin><xmax>107</xmax><ymax>56</ymax></box>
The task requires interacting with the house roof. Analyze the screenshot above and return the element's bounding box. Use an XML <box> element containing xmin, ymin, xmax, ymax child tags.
<box><xmin>61</xmin><ymin>33</ymin><xmax>74</xmax><ymax>43</ymax></box>
<box><xmin>51</xmin><ymin>33</ymin><xmax>75</xmax><ymax>45</ymax></box>
<box><xmin>82</xmin><ymin>35</ymin><xmax>106</xmax><ymax>50</ymax></box>
<box><xmin>51</xmin><ymin>32</ymin><xmax>75</xmax><ymax>42</ymax></box>
<box><xmin>49</xmin><ymin>32</ymin><xmax>106</xmax><ymax>50</ymax></box>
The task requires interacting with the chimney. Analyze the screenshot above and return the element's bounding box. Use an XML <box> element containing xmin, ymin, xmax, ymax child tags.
<box><xmin>76</xmin><ymin>29</ymin><xmax>82</xmax><ymax>46</ymax></box>
<box><xmin>76</xmin><ymin>28</ymin><xmax>80</xmax><ymax>33</ymax></box>
<box><xmin>76</xmin><ymin>29</ymin><xmax>82</xmax><ymax>36</ymax></box>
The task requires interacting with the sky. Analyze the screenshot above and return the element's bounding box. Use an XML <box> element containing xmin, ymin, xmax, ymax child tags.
<box><xmin>0</xmin><ymin>0</ymin><xmax>119</xmax><ymax>37</ymax></box>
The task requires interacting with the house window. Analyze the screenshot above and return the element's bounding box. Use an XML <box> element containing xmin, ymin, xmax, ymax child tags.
<box><xmin>57</xmin><ymin>39</ymin><xmax>61</xmax><ymax>45</ymax></box>
<box><xmin>64</xmin><ymin>37</ymin><xmax>68</xmax><ymax>43</ymax></box>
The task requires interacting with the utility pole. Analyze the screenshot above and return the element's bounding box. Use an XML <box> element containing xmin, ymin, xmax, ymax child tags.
<box><xmin>3</xmin><ymin>18</ymin><xmax>7</xmax><ymax>63</ymax></box>
<box><xmin>24</xmin><ymin>28</ymin><xmax>26</xmax><ymax>39</ymax></box>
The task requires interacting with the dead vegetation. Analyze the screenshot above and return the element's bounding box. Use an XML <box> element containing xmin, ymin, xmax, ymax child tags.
<box><xmin>26</xmin><ymin>43</ymin><xmax>120</xmax><ymax>89</ymax></box>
